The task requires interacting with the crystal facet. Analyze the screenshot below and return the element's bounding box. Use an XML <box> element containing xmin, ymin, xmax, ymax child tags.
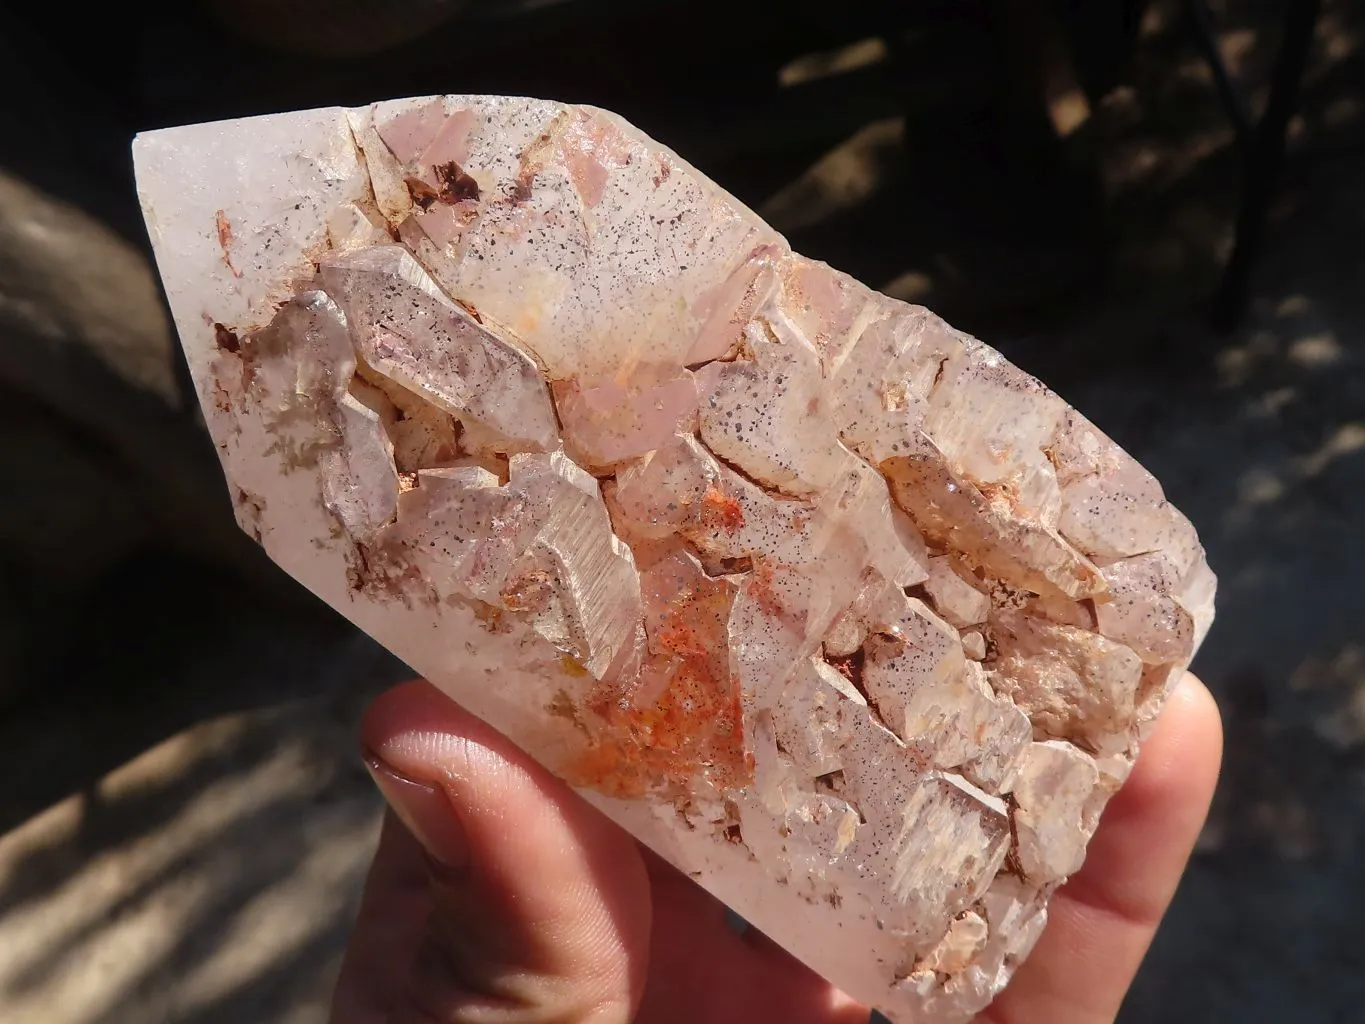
<box><xmin>132</xmin><ymin>95</ymin><xmax>1215</xmax><ymax>1023</ymax></box>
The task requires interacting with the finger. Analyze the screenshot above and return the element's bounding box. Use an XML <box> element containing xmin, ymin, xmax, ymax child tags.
<box><xmin>330</xmin><ymin>810</ymin><xmax>433</xmax><ymax>1024</ymax></box>
<box><xmin>983</xmin><ymin>672</ymin><xmax>1223</xmax><ymax>1024</ymax></box>
<box><xmin>636</xmin><ymin>848</ymin><xmax>868</xmax><ymax>1024</ymax></box>
<box><xmin>360</xmin><ymin>680</ymin><xmax>652</xmax><ymax>1024</ymax></box>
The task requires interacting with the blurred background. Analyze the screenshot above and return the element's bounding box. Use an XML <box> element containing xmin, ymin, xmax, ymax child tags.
<box><xmin>0</xmin><ymin>0</ymin><xmax>1362</xmax><ymax>1020</ymax></box>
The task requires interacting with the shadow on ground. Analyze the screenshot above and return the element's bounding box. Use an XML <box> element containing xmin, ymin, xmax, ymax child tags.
<box><xmin>1</xmin><ymin>0</ymin><xmax>1364</xmax><ymax>1021</ymax></box>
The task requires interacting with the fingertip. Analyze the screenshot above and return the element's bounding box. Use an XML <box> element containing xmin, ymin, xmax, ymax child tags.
<box><xmin>1170</xmin><ymin>671</ymin><xmax>1224</xmax><ymax>775</ymax></box>
<box><xmin>1105</xmin><ymin>672</ymin><xmax>1223</xmax><ymax>838</ymax></box>
<box><xmin>364</xmin><ymin>755</ymin><xmax>472</xmax><ymax>868</ymax></box>
<box><xmin>360</xmin><ymin>678</ymin><xmax>477</xmax><ymax>761</ymax></box>
<box><xmin>360</xmin><ymin>680</ymin><xmax>539</xmax><ymax>808</ymax></box>
<box><xmin>1163</xmin><ymin>672</ymin><xmax>1223</xmax><ymax>809</ymax></box>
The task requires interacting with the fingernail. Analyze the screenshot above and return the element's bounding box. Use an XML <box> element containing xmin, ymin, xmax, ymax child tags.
<box><xmin>364</xmin><ymin>751</ymin><xmax>471</xmax><ymax>868</ymax></box>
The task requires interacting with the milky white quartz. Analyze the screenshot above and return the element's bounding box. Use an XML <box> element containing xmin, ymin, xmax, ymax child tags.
<box><xmin>132</xmin><ymin>95</ymin><xmax>1215</xmax><ymax>1023</ymax></box>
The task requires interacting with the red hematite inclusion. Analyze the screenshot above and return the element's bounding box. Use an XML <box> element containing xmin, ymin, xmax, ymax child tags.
<box><xmin>573</xmin><ymin>562</ymin><xmax>751</xmax><ymax>799</ymax></box>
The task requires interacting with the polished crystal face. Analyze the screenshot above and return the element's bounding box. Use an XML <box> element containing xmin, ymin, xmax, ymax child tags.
<box><xmin>133</xmin><ymin>95</ymin><xmax>1214</xmax><ymax>1023</ymax></box>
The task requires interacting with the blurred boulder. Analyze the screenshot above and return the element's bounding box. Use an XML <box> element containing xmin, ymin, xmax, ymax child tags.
<box><xmin>0</xmin><ymin>24</ymin><xmax>312</xmax><ymax>703</ymax></box>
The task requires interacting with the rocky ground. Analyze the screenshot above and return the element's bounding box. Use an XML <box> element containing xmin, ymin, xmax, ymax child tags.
<box><xmin>1</xmin><ymin>1</ymin><xmax>1363</xmax><ymax>1021</ymax></box>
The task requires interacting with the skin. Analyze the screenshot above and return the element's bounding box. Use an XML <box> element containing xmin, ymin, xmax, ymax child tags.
<box><xmin>330</xmin><ymin>673</ymin><xmax>1222</xmax><ymax>1024</ymax></box>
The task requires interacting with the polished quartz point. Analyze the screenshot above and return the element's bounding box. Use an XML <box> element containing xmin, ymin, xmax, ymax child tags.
<box><xmin>133</xmin><ymin>95</ymin><xmax>1214</xmax><ymax>1023</ymax></box>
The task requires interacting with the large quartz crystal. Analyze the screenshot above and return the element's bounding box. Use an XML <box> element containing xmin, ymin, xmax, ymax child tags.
<box><xmin>132</xmin><ymin>96</ymin><xmax>1215</xmax><ymax>1023</ymax></box>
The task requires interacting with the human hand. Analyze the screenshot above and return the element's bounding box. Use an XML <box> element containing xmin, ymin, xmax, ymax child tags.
<box><xmin>330</xmin><ymin>673</ymin><xmax>1221</xmax><ymax>1024</ymax></box>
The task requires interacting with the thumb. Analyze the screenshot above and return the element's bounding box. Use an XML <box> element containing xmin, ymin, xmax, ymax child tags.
<box><xmin>360</xmin><ymin>680</ymin><xmax>652</xmax><ymax>1024</ymax></box>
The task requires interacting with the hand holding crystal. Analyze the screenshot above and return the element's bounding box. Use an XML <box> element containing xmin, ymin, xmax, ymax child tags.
<box><xmin>330</xmin><ymin>674</ymin><xmax>1220</xmax><ymax>1024</ymax></box>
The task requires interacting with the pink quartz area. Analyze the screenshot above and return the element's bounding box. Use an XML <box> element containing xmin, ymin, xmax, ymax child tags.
<box><xmin>686</xmin><ymin>244</ymin><xmax>783</xmax><ymax>365</ymax></box>
<box><xmin>556</xmin><ymin>110</ymin><xmax>635</xmax><ymax>209</ymax></box>
<box><xmin>415</xmin><ymin>205</ymin><xmax>466</xmax><ymax>249</ymax></box>
<box><xmin>421</xmin><ymin>108</ymin><xmax>477</xmax><ymax>173</ymax></box>
<box><xmin>779</xmin><ymin>255</ymin><xmax>872</xmax><ymax>367</ymax></box>
<box><xmin>553</xmin><ymin>366</ymin><xmax>699</xmax><ymax>467</ymax></box>
<box><xmin>375</xmin><ymin>99</ymin><xmax>446</xmax><ymax>165</ymax></box>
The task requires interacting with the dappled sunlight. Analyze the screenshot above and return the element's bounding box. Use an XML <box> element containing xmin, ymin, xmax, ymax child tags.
<box><xmin>778</xmin><ymin>37</ymin><xmax>888</xmax><ymax>88</ymax></box>
<box><xmin>1216</xmin><ymin>328</ymin><xmax>1285</xmax><ymax>386</ymax></box>
<box><xmin>1245</xmin><ymin>384</ymin><xmax>1297</xmax><ymax>418</ymax></box>
<box><xmin>1233</xmin><ymin>466</ymin><xmax>1286</xmax><ymax>509</ymax></box>
<box><xmin>1047</xmin><ymin>86</ymin><xmax>1091</xmax><ymax>138</ymax></box>
<box><xmin>1276</xmin><ymin>292</ymin><xmax>1315</xmax><ymax>316</ymax></box>
<box><xmin>1241</xmin><ymin>791</ymin><xmax>1325</xmax><ymax>862</ymax></box>
<box><xmin>1219</xmin><ymin>27</ymin><xmax>1260</xmax><ymax>77</ymax></box>
<box><xmin>1321</xmin><ymin>7</ymin><xmax>1363</xmax><ymax>65</ymax></box>
<box><xmin>3</xmin><ymin>717</ymin><xmax>312</xmax><ymax>993</ymax></box>
<box><xmin>758</xmin><ymin>117</ymin><xmax>902</xmax><ymax>235</ymax></box>
<box><xmin>1198</xmin><ymin>643</ymin><xmax>1364</xmax><ymax>865</ymax></box>
<box><xmin>1139</xmin><ymin>0</ymin><xmax>1175</xmax><ymax>39</ymax></box>
<box><xmin>0</xmin><ymin>702</ymin><xmax>383</xmax><ymax>1024</ymax></box>
<box><xmin>1300</xmin><ymin>420</ymin><xmax>1365</xmax><ymax>475</ymax></box>
<box><xmin>173</xmin><ymin>804</ymin><xmax>378</xmax><ymax>1017</ymax></box>
<box><xmin>1214</xmin><ymin>292</ymin><xmax>1362</xmax><ymax>528</ymax></box>
<box><xmin>879</xmin><ymin>269</ymin><xmax>936</xmax><ymax>304</ymax></box>
<box><xmin>1295</xmin><ymin>645</ymin><xmax>1365</xmax><ymax>751</ymax></box>
<box><xmin>1197</xmin><ymin>641</ymin><xmax>1365</xmax><ymax>871</ymax></box>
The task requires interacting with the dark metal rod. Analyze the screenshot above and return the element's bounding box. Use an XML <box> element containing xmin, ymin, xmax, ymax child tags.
<box><xmin>1183</xmin><ymin>0</ymin><xmax>1256</xmax><ymax>150</ymax></box>
<box><xmin>1214</xmin><ymin>0</ymin><xmax>1323</xmax><ymax>329</ymax></box>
